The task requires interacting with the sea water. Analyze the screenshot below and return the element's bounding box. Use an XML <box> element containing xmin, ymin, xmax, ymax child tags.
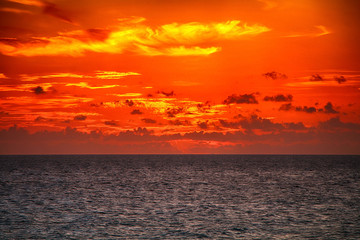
<box><xmin>0</xmin><ymin>155</ymin><xmax>359</xmax><ymax>239</ymax></box>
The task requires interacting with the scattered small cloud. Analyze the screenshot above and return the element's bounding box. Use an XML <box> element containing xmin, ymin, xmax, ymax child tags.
<box><xmin>279</xmin><ymin>103</ymin><xmax>293</xmax><ymax>111</ymax></box>
<box><xmin>131</xmin><ymin>109</ymin><xmax>143</xmax><ymax>115</ymax></box>
<box><xmin>263</xmin><ymin>94</ymin><xmax>293</xmax><ymax>102</ymax></box>
<box><xmin>334</xmin><ymin>75</ymin><xmax>346</xmax><ymax>84</ymax></box>
<box><xmin>104</xmin><ymin>120</ymin><xmax>118</xmax><ymax>126</ymax></box>
<box><xmin>125</xmin><ymin>99</ymin><xmax>135</xmax><ymax>107</ymax></box>
<box><xmin>32</xmin><ymin>86</ymin><xmax>45</xmax><ymax>94</ymax></box>
<box><xmin>74</xmin><ymin>115</ymin><xmax>87</xmax><ymax>121</ymax></box>
<box><xmin>169</xmin><ymin>119</ymin><xmax>192</xmax><ymax>126</ymax></box>
<box><xmin>309</xmin><ymin>74</ymin><xmax>323</xmax><ymax>81</ymax></box>
<box><xmin>142</xmin><ymin>118</ymin><xmax>157</xmax><ymax>124</ymax></box>
<box><xmin>295</xmin><ymin>106</ymin><xmax>317</xmax><ymax>113</ymax></box>
<box><xmin>197</xmin><ymin>121</ymin><xmax>208</xmax><ymax>129</ymax></box>
<box><xmin>223</xmin><ymin>93</ymin><xmax>258</xmax><ymax>104</ymax></box>
<box><xmin>279</xmin><ymin>102</ymin><xmax>339</xmax><ymax>114</ymax></box>
<box><xmin>34</xmin><ymin>116</ymin><xmax>46</xmax><ymax>122</ymax></box>
<box><xmin>166</xmin><ymin>107</ymin><xmax>183</xmax><ymax>117</ymax></box>
<box><xmin>160</xmin><ymin>91</ymin><xmax>175</xmax><ymax>97</ymax></box>
<box><xmin>263</xmin><ymin>71</ymin><xmax>287</xmax><ymax>80</ymax></box>
<box><xmin>323</xmin><ymin>102</ymin><xmax>339</xmax><ymax>114</ymax></box>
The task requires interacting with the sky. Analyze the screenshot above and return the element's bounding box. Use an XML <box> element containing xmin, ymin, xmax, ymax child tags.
<box><xmin>0</xmin><ymin>0</ymin><xmax>360</xmax><ymax>154</ymax></box>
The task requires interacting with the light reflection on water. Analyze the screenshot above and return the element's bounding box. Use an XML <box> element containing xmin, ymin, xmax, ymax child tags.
<box><xmin>0</xmin><ymin>155</ymin><xmax>359</xmax><ymax>239</ymax></box>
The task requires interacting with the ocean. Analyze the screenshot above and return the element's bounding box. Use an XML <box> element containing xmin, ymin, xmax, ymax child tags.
<box><xmin>0</xmin><ymin>155</ymin><xmax>359</xmax><ymax>239</ymax></box>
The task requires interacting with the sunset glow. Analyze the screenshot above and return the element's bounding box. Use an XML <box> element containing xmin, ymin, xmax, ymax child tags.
<box><xmin>0</xmin><ymin>0</ymin><xmax>359</xmax><ymax>154</ymax></box>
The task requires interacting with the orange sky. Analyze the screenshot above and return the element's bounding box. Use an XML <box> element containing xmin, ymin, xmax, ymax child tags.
<box><xmin>0</xmin><ymin>0</ymin><xmax>360</xmax><ymax>154</ymax></box>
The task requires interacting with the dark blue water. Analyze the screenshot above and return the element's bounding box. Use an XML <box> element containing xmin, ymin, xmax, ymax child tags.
<box><xmin>0</xmin><ymin>155</ymin><xmax>359</xmax><ymax>239</ymax></box>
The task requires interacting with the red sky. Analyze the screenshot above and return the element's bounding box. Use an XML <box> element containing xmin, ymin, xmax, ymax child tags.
<box><xmin>0</xmin><ymin>0</ymin><xmax>360</xmax><ymax>154</ymax></box>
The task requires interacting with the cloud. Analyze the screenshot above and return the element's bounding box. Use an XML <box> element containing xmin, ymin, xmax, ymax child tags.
<box><xmin>42</xmin><ymin>1</ymin><xmax>73</xmax><ymax>24</ymax></box>
<box><xmin>6</xmin><ymin>0</ymin><xmax>74</xmax><ymax>23</ymax></box>
<box><xmin>334</xmin><ymin>75</ymin><xmax>346</xmax><ymax>84</ymax></box>
<box><xmin>1</xmin><ymin>121</ymin><xmax>360</xmax><ymax>154</ymax></box>
<box><xmin>263</xmin><ymin>94</ymin><xmax>293</xmax><ymax>102</ymax></box>
<box><xmin>104</xmin><ymin>120</ymin><xmax>118</xmax><ymax>126</ymax></box>
<box><xmin>318</xmin><ymin>117</ymin><xmax>360</xmax><ymax>131</ymax></box>
<box><xmin>142</xmin><ymin>118</ymin><xmax>157</xmax><ymax>124</ymax></box>
<box><xmin>95</xmin><ymin>71</ymin><xmax>140</xmax><ymax>79</ymax></box>
<box><xmin>223</xmin><ymin>93</ymin><xmax>258</xmax><ymax>104</ymax></box>
<box><xmin>159</xmin><ymin>91</ymin><xmax>175</xmax><ymax>97</ymax></box>
<box><xmin>279</xmin><ymin>102</ymin><xmax>339</xmax><ymax>114</ymax></box>
<box><xmin>32</xmin><ymin>86</ymin><xmax>45</xmax><ymax>94</ymax></box>
<box><xmin>284</xmin><ymin>25</ymin><xmax>331</xmax><ymax>38</ymax></box>
<box><xmin>73</xmin><ymin>115</ymin><xmax>87</xmax><ymax>121</ymax></box>
<box><xmin>197</xmin><ymin>121</ymin><xmax>208</xmax><ymax>130</ymax></box>
<box><xmin>257</xmin><ymin>0</ymin><xmax>278</xmax><ymax>10</ymax></box>
<box><xmin>65</xmin><ymin>82</ymin><xmax>120</xmax><ymax>89</ymax></box>
<box><xmin>166</xmin><ymin>107</ymin><xmax>183</xmax><ymax>117</ymax></box>
<box><xmin>34</xmin><ymin>116</ymin><xmax>46</xmax><ymax>122</ymax></box>
<box><xmin>309</xmin><ymin>74</ymin><xmax>323</xmax><ymax>81</ymax></box>
<box><xmin>279</xmin><ymin>103</ymin><xmax>292</xmax><ymax>111</ymax></box>
<box><xmin>6</xmin><ymin>0</ymin><xmax>43</xmax><ymax>7</ymax></box>
<box><xmin>168</xmin><ymin>119</ymin><xmax>192</xmax><ymax>126</ymax></box>
<box><xmin>130</xmin><ymin>109</ymin><xmax>143</xmax><ymax>115</ymax></box>
<box><xmin>323</xmin><ymin>102</ymin><xmax>339</xmax><ymax>114</ymax></box>
<box><xmin>219</xmin><ymin>114</ymin><xmax>285</xmax><ymax>132</ymax></box>
<box><xmin>0</xmin><ymin>7</ymin><xmax>33</xmax><ymax>14</ymax></box>
<box><xmin>0</xmin><ymin>19</ymin><xmax>270</xmax><ymax>57</ymax></box>
<box><xmin>124</xmin><ymin>99</ymin><xmax>135</xmax><ymax>107</ymax></box>
<box><xmin>0</xmin><ymin>73</ymin><xmax>8</xmax><ymax>79</ymax></box>
<box><xmin>295</xmin><ymin>106</ymin><xmax>317</xmax><ymax>113</ymax></box>
<box><xmin>263</xmin><ymin>71</ymin><xmax>287</xmax><ymax>80</ymax></box>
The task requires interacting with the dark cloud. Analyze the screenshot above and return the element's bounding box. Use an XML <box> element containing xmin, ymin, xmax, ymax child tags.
<box><xmin>279</xmin><ymin>103</ymin><xmax>293</xmax><ymax>111</ymax></box>
<box><xmin>166</xmin><ymin>107</ymin><xmax>183</xmax><ymax>117</ymax></box>
<box><xmin>334</xmin><ymin>75</ymin><xmax>346</xmax><ymax>84</ymax></box>
<box><xmin>280</xmin><ymin>103</ymin><xmax>316</xmax><ymax>113</ymax></box>
<box><xmin>142</xmin><ymin>118</ymin><xmax>157</xmax><ymax>124</ymax></box>
<box><xmin>197</xmin><ymin>121</ymin><xmax>208</xmax><ymax>129</ymax></box>
<box><xmin>74</xmin><ymin>115</ymin><xmax>87</xmax><ymax>121</ymax></box>
<box><xmin>283</xmin><ymin>122</ymin><xmax>307</xmax><ymax>130</ymax></box>
<box><xmin>223</xmin><ymin>93</ymin><xmax>258</xmax><ymax>104</ymax></box>
<box><xmin>32</xmin><ymin>86</ymin><xmax>45</xmax><ymax>94</ymax></box>
<box><xmin>104</xmin><ymin>120</ymin><xmax>117</xmax><ymax>126</ymax></box>
<box><xmin>318</xmin><ymin>117</ymin><xmax>360</xmax><ymax>131</ymax></box>
<box><xmin>323</xmin><ymin>102</ymin><xmax>339</xmax><ymax>114</ymax></box>
<box><xmin>133</xmin><ymin>127</ymin><xmax>154</xmax><ymax>136</ymax></box>
<box><xmin>1</xmin><ymin>120</ymin><xmax>360</xmax><ymax>154</ymax></box>
<box><xmin>35</xmin><ymin>116</ymin><xmax>46</xmax><ymax>122</ymax></box>
<box><xmin>125</xmin><ymin>99</ymin><xmax>135</xmax><ymax>107</ymax></box>
<box><xmin>295</xmin><ymin>106</ymin><xmax>317</xmax><ymax>113</ymax></box>
<box><xmin>310</xmin><ymin>74</ymin><xmax>323</xmax><ymax>81</ymax></box>
<box><xmin>263</xmin><ymin>71</ymin><xmax>287</xmax><ymax>80</ymax></box>
<box><xmin>220</xmin><ymin>115</ymin><xmax>284</xmax><ymax>132</ymax></box>
<box><xmin>130</xmin><ymin>109</ymin><xmax>143</xmax><ymax>115</ymax></box>
<box><xmin>168</xmin><ymin>119</ymin><xmax>191</xmax><ymax>126</ymax></box>
<box><xmin>280</xmin><ymin>102</ymin><xmax>339</xmax><ymax>114</ymax></box>
<box><xmin>159</xmin><ymin>91</ymin><xmax>174</xmax><ymax>97</ymax></box>
<box><xmin>263</xmin><ymin>94</ymin><xmax>293</xmax><ymax>102</ymax></box>
<box><xmin>42</xmin><ymin>1</ymin><xmax>73</xmax><ymax>24</ymax></box>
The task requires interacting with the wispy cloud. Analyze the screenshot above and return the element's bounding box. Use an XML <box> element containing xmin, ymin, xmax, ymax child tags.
<box><xmin>0</xmin><ymin>19</ymin><xmax>270</xmax><ymax>57</ymax></box>
<box><xmin>65</xmin><ymin>82</ymin><xmax>120</xmax><ymax>89</ymax></box>
<box><xmin>0</xmin><ymin>7</ymin><xmax>33</xmax><ymax>14</ymax></box>
<box><xmin>284</xmin><ymin>25</ymin><xmax>331</xmax><ymax>38</ymax></box>
<box><xmin>6</xmin><ymin>0</ymin><xmax>74</xmax><ymax>24</ymax></box>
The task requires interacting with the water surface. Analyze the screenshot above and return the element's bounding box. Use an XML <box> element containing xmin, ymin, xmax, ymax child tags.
<box><xmin>1</xmin><ymin>155</ymin><xmax>359</xmax><ymax>239</ymax></box>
